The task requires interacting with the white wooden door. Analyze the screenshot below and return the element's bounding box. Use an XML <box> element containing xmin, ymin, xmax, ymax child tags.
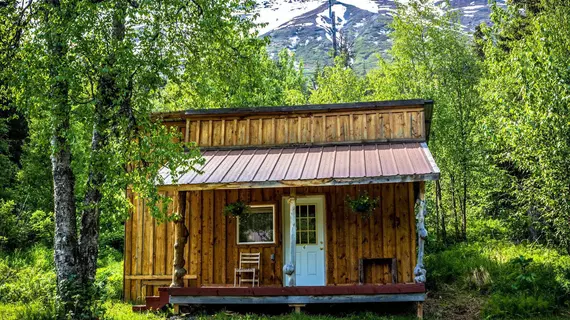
<box><xmin>283</xmin><ymin>196</ymin><xmax>325</xmax><ymax>286</ymax></box>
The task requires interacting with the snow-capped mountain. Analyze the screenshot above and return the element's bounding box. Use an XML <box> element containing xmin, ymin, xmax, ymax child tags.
<box><xmin>253</xmin><ymin>0</ymin><xmax>502</xmax><ymax>74</ymax></box>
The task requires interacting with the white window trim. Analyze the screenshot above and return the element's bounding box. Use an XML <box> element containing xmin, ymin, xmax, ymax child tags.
<box><xmin>236</xmin><ymin>204</ymin><xmax>277</xmax><ymax>245</ymax></box>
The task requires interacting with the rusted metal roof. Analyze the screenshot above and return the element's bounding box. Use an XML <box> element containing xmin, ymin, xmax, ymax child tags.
<box><xmin>159</xmin><ymin>143</ymin><xmax>440</xmax><ymax>190</ymax></box>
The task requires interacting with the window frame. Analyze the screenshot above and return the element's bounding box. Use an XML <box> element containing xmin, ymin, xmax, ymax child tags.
<box><xmin>236</xmin><ymin>203</ymin><xmax>277</xmax><ymax>245</ymax></box>
<box><xmin>295</xmin><ymin>203</ymin><xmax>318</xmax><ymax>245</ymax></box>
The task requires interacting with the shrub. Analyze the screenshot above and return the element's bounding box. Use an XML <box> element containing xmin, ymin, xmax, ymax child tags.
<box><xmin>0</xmin><ymin>200</ymin><xmax>24</xmax><ymax>250</ymax></box>
<box><xmin>483</xmin><ymin>294</ymin><xmax>554</xmax><ymax>319</ymax></box>
<box><xmin>467</xmin><ymin>218</ymin><xmax>509</xmax><ymax>242</ymax></box>
<box><xmin>96</xmin><ymin>260</ymin><xmax>124</xmax><ymax>301</ymax></box>
<box><xmin>29</xmin><ymin>210</ymin><xmax>55</xmax><ymax>247</ymax></box>
<box><xmin>0</xmin><ymin>246</ymin><xmax>55</xmax><ymax>304</ymax></box>
<box><xmin>0</xmin><ymin>199</ymin><xmax>55</xmax><ymax>251</ymax></box>
<box><xmin>13</xmin><ymin>301</ymin><xmax>57</xmax><ymax>320</ymax></box>
<box><xmin>426</xmin><ymin>241</ymin><xmax>570</xmax><ymax>318</ymax></box>
<box><xmin>425</xmin><ymin>242</ymin><xmax>496</xmax><ymax>291</ymax></box>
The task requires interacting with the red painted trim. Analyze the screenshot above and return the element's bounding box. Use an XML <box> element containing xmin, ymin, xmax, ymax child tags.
<box><xmin>166</xmin><ymin>284</ymin><xmax>425</xmax><ymax>297</ymax></box>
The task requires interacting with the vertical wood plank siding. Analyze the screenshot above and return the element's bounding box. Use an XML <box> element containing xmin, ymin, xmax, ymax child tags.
<box><xmin>163</xmin><ymin>109</ymin><xmax>425</xmax><ymax>148</ymax></box>
<box><xmin>123</xmin><ymin>183</ymin><xmax>421</xmax><ymax>302</ymax></box>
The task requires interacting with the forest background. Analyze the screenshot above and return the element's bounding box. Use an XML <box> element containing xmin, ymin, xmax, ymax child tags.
<box><xmin>1</xmin><ymin>0</ymin><xmax>570</xmax><ymax>319</ymax></box>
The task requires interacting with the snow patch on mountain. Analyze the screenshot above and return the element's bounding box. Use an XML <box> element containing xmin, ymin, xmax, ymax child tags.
<box><xmin>339</xmin><ymin>0</ymin><xmax>379</xmax><ymax>12</ymax></box>
<box><xmin>254</xmin><ymin>0</ymin><xmax>323</xmax><ymax>35</ymax></box>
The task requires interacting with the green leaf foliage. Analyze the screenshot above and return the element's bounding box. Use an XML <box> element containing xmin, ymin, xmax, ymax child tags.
<box><xmin>477</xmin><ymin>0</ymin><xmax>570</xmax><ymax>250</ymax></box>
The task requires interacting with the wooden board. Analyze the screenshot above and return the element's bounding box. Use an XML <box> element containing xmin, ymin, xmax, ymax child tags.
<box><xmin>123</xmin><ymin>183</ymin><xmax>419</xmax><ymax>302</ymax></box>
<box><xmin>163</xmin><ymin>108</ymin><xmax>425</xmax><ymax>148</ymax></box>
<box><xmin>168</xmin><ymin>283</ymin><xmax>425</xmax><ymax>296</ymax></box>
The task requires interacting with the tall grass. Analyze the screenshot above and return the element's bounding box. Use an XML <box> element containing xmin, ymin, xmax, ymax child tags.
<box><xmin>426</xmin><ymin>240</ymin><xmax>570</xmax><ymax>318</ymax></box>
<box><xmin>0</xmin><ymin>246</ymin><xmax>55</xmax><ymax>305</ymax></box>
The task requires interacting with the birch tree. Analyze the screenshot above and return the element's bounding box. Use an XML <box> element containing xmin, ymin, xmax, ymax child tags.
<box><xmin>16</xmin><ymin>0</ymin><xmax>265</xmax><ymax>317</ymax></box>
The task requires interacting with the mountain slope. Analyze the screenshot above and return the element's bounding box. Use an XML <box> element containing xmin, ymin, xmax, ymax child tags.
<box><xmin>253</xmin><ymin>0</ymin><xmax>502</xmax><ymax>75</ymax></box>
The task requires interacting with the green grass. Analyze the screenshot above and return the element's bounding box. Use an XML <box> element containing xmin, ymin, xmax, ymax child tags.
<box><xmin>1</xmin><ymin>302</ymin><xmax>568</xmax><ymax>319</ymax></box>
<box><xmin>197</xmin><ymin>314</ymin><xmax>414</xmax><ymax>320</ymax></box>
<box><xmin>103</xmin><ymin>301</ymin><xmax>163</xmax><ymax>320</ymax></box>
<box><xmin>2</xmin><ymin>242</ymin><xmax>570</xmax><ymax>319</ymax></box>
<box><xmin>0</xmin><ymin>303</ymin><xmax>26</xmax><ymax>320</ymax></box>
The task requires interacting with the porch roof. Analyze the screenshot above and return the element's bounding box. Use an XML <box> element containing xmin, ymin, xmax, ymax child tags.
<box><xmin>158</xmin><ymin>142</ymin><xmax>439</xmax><ymax>190</ymax></box>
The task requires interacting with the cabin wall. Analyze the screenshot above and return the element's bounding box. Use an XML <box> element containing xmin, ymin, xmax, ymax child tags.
<box><xmin>123</xmin><ymin>190</ymin><xmax>179</xmax><ymax>303</ymax></box>
<box><xmin>123</xmin><ymin>183</ymin><xmax>420</xmax><ymax>302</ymax></box>
<box><xmin>163</xmin><ymin>108</ymin><xmax>425</xmax><ymax>148</ymax></box>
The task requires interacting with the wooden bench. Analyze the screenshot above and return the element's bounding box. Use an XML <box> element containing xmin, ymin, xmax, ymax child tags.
<box><xmin>358</xmin><ymin>257</ymin><xmax>398</xmax><ymax>284</ymax></box>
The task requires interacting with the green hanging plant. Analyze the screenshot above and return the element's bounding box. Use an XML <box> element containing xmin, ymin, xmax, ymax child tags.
<box><xmin>223</xmin><ymin>200</ymin><xmax>251</xmax><ymax>222</ymax></box>
<box><xmin>346</xmin><ymin>191</ymin><xmax>379</xmax><ymax>219</ymax></box>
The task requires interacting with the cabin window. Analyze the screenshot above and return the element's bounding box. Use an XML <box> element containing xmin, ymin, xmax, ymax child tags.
<box><xmin>237</xmin><ymin>205</ymin><xmax>275</xmax><ymax>244</ymax></box>
<box><xmin>296</xmin><ymin>204</ymin><xmax>317</xmax><ymax>245</ymax></box>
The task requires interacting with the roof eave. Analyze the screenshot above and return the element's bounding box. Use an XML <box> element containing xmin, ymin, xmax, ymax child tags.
<box><xmin>156</xmin><ymin>173</ymin><xmax>440</xmax><ymax>191</ymax></box>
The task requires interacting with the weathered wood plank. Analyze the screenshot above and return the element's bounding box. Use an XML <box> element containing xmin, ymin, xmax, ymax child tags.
<box><xmin>212</xmin><ymin>120</ymin><xmax>223</xmax><ymax>146</ymax></box>
<box><xmin>409</xmin><ymin>182</ymin><xmax>417</xmax><ymax>278</ymax></box>
<box><xmin>154</xmin><ymin>204</ymin><xmax>166</xmax><ymax>276</ymax></box>
<box><xmin>124</xmin><ymin>191</ymin><xmax>134</xmax><ymax>301</ymax></box>
<box><xmin>338</xmin><ymin>186</ymin><xmax>348</xmax><ymax>283</ymax></box>
<box><xmin>373</xmin><ymin>184</ymin><xmax>385</xmax><ymax>284</ymax></box>
<box><xmin>214</xmin><ymin>190</ymin><xmax>227</xmax><ymax>284</ymax></box>
<box><xmin>183</xmin><ymin>191</ymin><xmax>191</xmax><ymax>287</ymax></box>
<box><xmin>349</xmin><ymin>185</ymin><xmax>358</xmax><ymax>283</ymax></box>
<box><xmin>382</xmin><ymin>184</ymin><xmax>395</xmax><ymax>284</ymax></box>
<box><xmin>250</xmin><ymin>118</ymin><xmax>260</xmax><ymax>145</ymax></box>
<box><xmin>135</xmin><ymin>196</ymin><xmax>144</xmax><ymax>300</ymax></box>
<box><xmin>262</xmin><ymin>118</ymin><xmax>273</xmax><ymax>145</ymax></box>
<box><xmin>352</xmin><ymin>114</ymin><xmax>362</xmax><ymax>141</ymax></box>
<box><xmin>165</xmin><ymin>195</ymin><xmax>175</xmax><ymax>277</ymax></box>
<box><xmin>130</xmin><ymin>195</ymin><xmax>139</xmax><ymax>300</ymax></box>
<box><xmin>288</xmin><ymin>117</ymin><xmax>298</xmax><ymax>143</ymax></box>
<box><xmin>226</xmin><ymin>189</ymin><xmax>238</xmax><ymax>285</ymax></box>
<box><xmin>273</xmin><ymin>187</ymin><xmax>284</xmax><ymax>286</ymax></box>
<box><xmin>396</xmin><ymin>183</ymin><xmax>411</xmax><ymax>282</ymax></box>
<box><xmin>190</xmin><ymin>191</ymin><xmax>202</xmax><ymax>286</ymax></box>
<box><xmin>201</xmin><ymin>190</ymin><xmax>214</xmax><ymax>285</ymax></box>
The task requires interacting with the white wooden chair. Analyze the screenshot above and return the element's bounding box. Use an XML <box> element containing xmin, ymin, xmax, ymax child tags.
<box><xmin>234</xmin><ymin>252</ymin><xmax>261</xmax><ymax>287</ymax></box>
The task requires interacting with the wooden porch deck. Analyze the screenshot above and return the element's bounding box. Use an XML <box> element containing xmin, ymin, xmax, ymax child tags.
<box><xmin>133</xmin><ymin>283</ymin><xmax>426</xmax><ymax>312</ymax></box>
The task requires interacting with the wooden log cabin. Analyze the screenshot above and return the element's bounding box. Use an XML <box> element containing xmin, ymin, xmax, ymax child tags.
<box><xmin>125</xmin><ymin>100</ymin><xmax>439</xmax><ymax>318</ymax></box>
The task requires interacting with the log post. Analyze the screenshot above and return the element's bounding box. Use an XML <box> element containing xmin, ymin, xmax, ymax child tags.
<box><xmin>414</xmin><ymin>182</ymin><xmax>427</xmax><ymax>284</ymax></box>
<box><xmin>417</xmin><ymin>301</ymin><xmax>424</xmax><ymax>319</ymax></box>
<box><xmin>283</xmin><ymin>189</ymin><xmax>297</xmax><ymax>286</ymax></box>
<box><xmin>171</xmin><ymin>193</ymin><xmax>189</xmax><ymax>288</ymax></box>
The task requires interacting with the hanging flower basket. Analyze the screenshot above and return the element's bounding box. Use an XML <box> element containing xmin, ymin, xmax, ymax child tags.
<box><xmin>223</xmin><ymin>200</ymin><xmax>251</xmax><ymax>222</ymax></box>
<box><xmin>346</xmin><ymin>191</ymin><xmax>379</xmax><ymax>219</ymax></box>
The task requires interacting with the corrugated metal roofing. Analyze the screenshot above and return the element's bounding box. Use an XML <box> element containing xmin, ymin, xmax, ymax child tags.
<box><xmin>159</xmin><ymin>143</ymin><xmax>440</xmax><ymax>189</ymax></box>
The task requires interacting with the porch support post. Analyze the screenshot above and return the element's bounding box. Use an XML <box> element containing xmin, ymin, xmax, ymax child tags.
<box><xmin>283</xmin><ymin>189</ymin><xmax>297</xmax><ymax>286</ymax></box>
<box><xmin>171</xmin><ymin>192</ymin><xmax>189</xmax><ymax>288</ymax></box>
<box><xmin>414</xmin><ymin>182</ymin><xmax>427</xmax><ymax>284</ymax></box>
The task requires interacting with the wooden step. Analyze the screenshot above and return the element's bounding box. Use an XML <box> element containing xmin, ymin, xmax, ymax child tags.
<box><xmin>131</xmin><ymin>290</ymin><xmax>170</xmax><ymax>312</ymax></box>
<box><xmin>132</xmin><ymin>305</ymin><xmax>149</xmax><ymax>312</ymax></box>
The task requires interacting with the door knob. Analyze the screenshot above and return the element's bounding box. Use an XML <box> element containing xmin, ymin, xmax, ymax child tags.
<box><xmin>319</xmin><ymin>247</ymin><xmax>324</xmax><ymax>250</ymax></box>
